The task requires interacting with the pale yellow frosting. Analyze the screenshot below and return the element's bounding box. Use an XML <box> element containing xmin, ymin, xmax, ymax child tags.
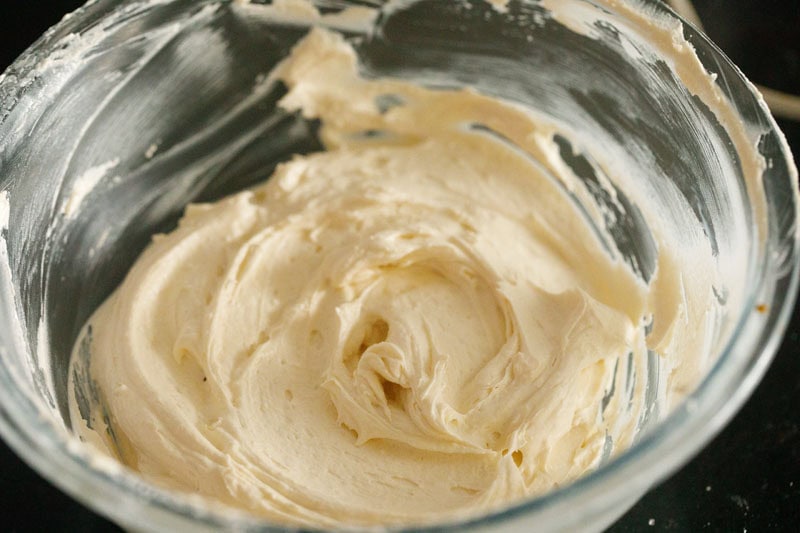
<box><xmin>69</xmin><ymin>28</ymin><xmax>718</xmax><ymax>527</ymax></box>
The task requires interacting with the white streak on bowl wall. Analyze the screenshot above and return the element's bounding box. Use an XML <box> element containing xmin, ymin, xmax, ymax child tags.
<box><xmin>0</xmin><ymin>191</ymin><xmax>56</xmax><ymax>419</ymax></box>
<box><xmin>485</xmin><ymin>0</ymin><xmax>511</xmax><ymax>13</ymax></box>
<box><xmin>0</xmin><ymin>192</ymin><xmax>28</xmax><ymax>391</ymax></box>
<box><xmin>35</xmin><ymin>314</ymin><xmax>57</xmax><ymax>412</ymax></box>
<box><xmin>61</xmin><ymin>159</ymin><xmax>119</xmax><ymax>219</ymax></box>
<box><xmin>0</xmin><ymin>190</ymin><xmax>9</xmax><ymax>232</ymax></box>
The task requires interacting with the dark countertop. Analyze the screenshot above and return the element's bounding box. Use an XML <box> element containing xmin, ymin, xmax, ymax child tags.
<box><xmin>0</xmin><ymin>1</ymin><xmax>797</xmax><ymax>531</ymax></box>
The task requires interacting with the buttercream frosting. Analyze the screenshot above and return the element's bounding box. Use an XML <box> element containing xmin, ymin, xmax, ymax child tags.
<box><xmin>69</xmin><ymin>27</ymin><xmax>719</xmax><ymax>527</ymax></box>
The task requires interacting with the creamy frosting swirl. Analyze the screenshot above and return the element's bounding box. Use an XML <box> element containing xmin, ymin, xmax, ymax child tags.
<box><xmin>69</xmin><ymin>28</ymin><xmax>717</xmax><ymax>527</ymax></box>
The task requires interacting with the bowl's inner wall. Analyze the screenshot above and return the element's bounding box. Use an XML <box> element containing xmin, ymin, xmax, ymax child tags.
<box><xmin>0</xmin><ymin>0</ymin><xmax>754</xmax><ymax>436</ymax></box>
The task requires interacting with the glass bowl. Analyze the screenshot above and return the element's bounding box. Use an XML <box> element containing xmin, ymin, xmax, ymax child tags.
<box><xmin>0</xmin><ymin>0</ymin><xmax>796</xmax><ymax>530</ymax></box>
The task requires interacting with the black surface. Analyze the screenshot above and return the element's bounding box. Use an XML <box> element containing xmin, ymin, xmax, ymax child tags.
<box><xmin>0</xmin><ymin>1</ymin><xmax>798</xmax><ymax>531</ymax></box>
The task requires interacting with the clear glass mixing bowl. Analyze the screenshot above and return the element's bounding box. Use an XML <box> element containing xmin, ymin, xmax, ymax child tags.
<box><xmin>0</xmin><ymin>0</ymin><xmax>796</xmax><ymax>531</ymax></box>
